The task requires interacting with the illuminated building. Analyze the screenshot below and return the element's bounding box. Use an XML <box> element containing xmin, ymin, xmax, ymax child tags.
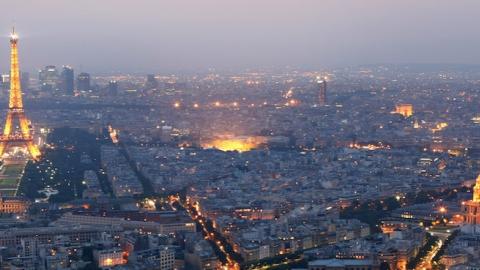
<box><xmin>38</xmin><ymin>65</ymin><xmax>58</xmax><ymax>91</ymax></box>
<box><xmin>201</xmin><ymin>136</ymin><xmax>267</xmax><ymax>152</ymax></box>
<box><xmin>95</xmin><ymin>249</ymin><xmax>127</xmax><ymax>268</ymax></box>
<box><xmin>394</xmin><ymin>104</ymin><xmax>413</xmax><ymax>117</ymax></box>
<box><xmin>0</xmin><ymin>197</ymin><xmax>29</xmax><ymax>213</ymax></box>
<box><xmin>317</xmin><ymin>77</ymin><xmax>327</xmax><ymax>106</ymax></box>
<box><xmin>77</xmin><ymin>72</ymin><xmax>91</xmax><ymax>91</ymax></box>
<box><xmin>59</xmin><ymin>65</ymin><xmax>74</xmax><ymax>95</ymax></box>
<box><xmin>0</xmin><ymin>29</ymin><xmax>41</xmax><ymax>160</ymax></box>
<box><xmin>462</xmin><ymin>174</ymin><xmax>480</xmax><ymax>234</ymax></box>
<box><xmin>108</xmin><ymin>80</ymin><xmax>118</xmax><ymax>96</ymax></box>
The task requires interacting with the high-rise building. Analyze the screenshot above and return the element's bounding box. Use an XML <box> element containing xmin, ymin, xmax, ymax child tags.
<box><xmin>39</xmin><ymin>65</ymin><xmax>58</xmax><ymax>92</ymax></box>
<box><xmin>317</xmin><ymin>77</ymin><xmax>327</xmax><ymax>106</ymax></box>
<box><xmin>108</xmin><ymin>80</ymin><xmax>118</xmax><ymax>96</ymax></box>
<box><xmin>77</xmin><ymin>72</ymin><xmax>91</xmax><ymax>91</ymax></box>
<box><xmin>20</xmin><ymin>72</ymin><xmax>29</xmax><ymax>92</ymax></box>
<box><xmin>463</xmin><ymin>174</ymin><xmax>480</xmax><ymax>234</ymax></box>
<box><xmin>1</xmin><ymin>74</ymin><xmax>10</xmax><ymax>90</ymax></box>
<box><xmin>59</xmin><ymin>66</ymin><xmax>74</xmax><ymax>95</ymax></box>
<box><xmin>145</xmin><ymin>74</ymin><xmax>158</xmax><ymax>90</ymax></box>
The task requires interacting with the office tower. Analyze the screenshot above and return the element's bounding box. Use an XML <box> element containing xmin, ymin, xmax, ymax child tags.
<box><xmin>59</xmin><ymin>66</ymin><xmax>74</xmax><ymax>95</ymax></box>
<box><xmin>1</xmin><ymin>74</ymin><xmax>10</xmax><ymax>90</ymax></box>
<box><xmin>77</xmin><ymin>72</ymin><xmax>91</xmax><ymax>91</ymax></box>
<box><xmin>0</xmin><ymin>29</ymin><xmax>41</xmax><ymax>160</ymax></box>
<box><xmin>20</xmin><ymin>72</ymin><xmax>29</xmax><ymax>91</ymax></box>
<box><xmin>145</xmin><ymin>74</ymin><xmax>158</xmax><ymax>90</ymax></box>
<box><xmin>108</xmin><ymin>80</ymin><xmax>118</xmax><ymax>96</ymax></box>
<box><xmin>317</xmin><ymin>77</ymin><xmax>327</xmax><ymax>106</ymax></box>
<box><xmin>39</xmin><ymin>65</ymin><xmax>58</xmax><ymax>92</ymax></box>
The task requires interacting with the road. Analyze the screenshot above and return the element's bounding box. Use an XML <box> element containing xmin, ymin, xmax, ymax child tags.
<box><xmin>169</xmin><ymin>195</ymin><xmax>241</xmax><ymax>270</ymax></box>
<box><xmin>415</xmin><ymin>238</ymin><xmax>442</xmax><ymax>270</ymax></box>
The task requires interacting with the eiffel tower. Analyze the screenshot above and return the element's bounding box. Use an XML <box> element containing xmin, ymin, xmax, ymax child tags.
<box><xmin>0</xmin><ymin>28</ymin><xmax>41</xmax><ymax>160</ymax></box>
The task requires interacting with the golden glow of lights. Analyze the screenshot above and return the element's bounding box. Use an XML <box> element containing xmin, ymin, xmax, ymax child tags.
<box><xmin>439</xmin><ymin>207</ymin><xmax>447</xmax><ymax>213</ymax></box>
<box><xmin>284</xmin><ymin>88</ymin><xmax>294</xmax><ymax>99</ymax></box>
<box><xmin>173</xmin><ymin>102</ymin><xmax>180</xmax><ymax>108</ymax></box>
<box><xmin>0</xmin><ymin>27</ymin><xmax>41</xmax><ymax>161</ymax></box>
<box><xmin>286</xmin><ymin>99</ymin><xmax>299</xmax><ymax>106</ymax></box>
<box><xmin>108</xmin><ymin>125</ymin><xmax>119</xmax><ymax>144</ymax></box>
<box><xmin>232</xmin><ymin>102</ymin><xmax>238</xmax><ymax>107</ymax></box>
<box><xmin>473</xmin><ymin>174</ymin><xmax>480</xmax><ymax>202</ymax></box>
<box><xmin>201</xmin><ymin>136</ymin><xmax>267</xmax><ymax>152</ymax></box>
<box><xmin>431</xmin><ymin>122</ymin><xmax>448</xmax><ymax>133</ymax></box>
<box><xmin>214</xmin><ymin>101</ymin><xmax>221</xmax><ymax>107</ymax></box>
<box><xmin>349</xmin><ymin>142</ymin><xmax>390</xmax><ymax>151</ymax></box>
<box><xmin>472</xmin><ymin>116</ymin><xmax>480</xmax><ymax>124</ymax></box>
<box><xmin>193</xmin><ymin>103</ymin><xmax>199</xmax><ymax>108</ymax></box>
<box><xmin>105</xmin><ymin>258</ymin><xmax>113</xmax><ymax>266</ymax></box>
<box><xmin>394</xmin><ymin>103</ymin><xmax>413</xmax><ymax>117</ymax></box>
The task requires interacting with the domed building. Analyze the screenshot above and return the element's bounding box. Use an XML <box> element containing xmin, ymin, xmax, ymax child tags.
<box><xmin>462</xmin><ymin>174</ymin><xmax>480</xmax><ymax>234</ymax></box>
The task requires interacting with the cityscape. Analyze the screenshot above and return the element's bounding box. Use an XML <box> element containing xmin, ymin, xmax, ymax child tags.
<box><xmin>0</xmin><ymin>1</ymin><xmax>479</xmax><ymax>270</ymax></box>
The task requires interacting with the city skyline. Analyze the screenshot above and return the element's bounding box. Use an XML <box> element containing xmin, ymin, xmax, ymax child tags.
<box><xmin>0</xmin><ymin>2</ymin><xmax>479</xmax><ymax>270</ymax></box>
<box><xmin>0</xmin><ymin>1</ymin><xmax>479</xmax><ymax>72</ymax></box>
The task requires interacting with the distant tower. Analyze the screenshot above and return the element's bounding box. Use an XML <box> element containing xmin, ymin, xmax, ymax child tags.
<box><xmin>20</xmin><ymin>72</ymin><xmax>29</xmax><ymax>92</ymax></box>
<box><xmin>108</xmin><ymin>80</ymin><xmax>118</xmax><ymax>96</ymax></box>
<box><xmin>38</xmin><ymin>65</ymin><xmax>58</xmax><ymax>92</ymax></box>
<box><xmin>0</xmin><ymin>29</ymin><xmax>41</xmax><ymax>160</ymax></box>
<box><xmin>317</xmin><ymin>77</ymin><xmax>327</xmax><ymax>106</ymax></box>
<box><xmin>60</xmin><ymin>66</ymin><xmax>74</xmax><ymax>95</ymax></box>
<box><xmin>1</xmin><ymin>74</ymin><xmax>10</xmax><ymax>90</ymax></box>
<box><xmin>145</xmin><ymin>74</ymin><xmax>158</xmax><ymax>90</ymax></box>
<box><xmin>77</xmin><ymin>72</ymin><xmax>91</xmax><ymax>91</ymax></box>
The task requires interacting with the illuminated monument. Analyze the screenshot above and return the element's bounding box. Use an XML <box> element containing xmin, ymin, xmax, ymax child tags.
<box><xmin>0</xmin><ymin>29</ymin><xmax>41</xmax><ymax>160</ymax></box>
<box><xmin>462</xmin><ymin>174</ymin><xmax>480</xmax><ymax>234</ymax></box>
<box><xmin>394</xmin><ymin>104</ymin><xmax>413</xmax><ymax>117</ymax></box>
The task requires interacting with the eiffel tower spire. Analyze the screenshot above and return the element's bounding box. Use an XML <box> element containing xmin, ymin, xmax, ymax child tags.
<box><xmin>0</xmin><ymin>28</ymin><xmax>41</xmax><ymax>160</ymax></box>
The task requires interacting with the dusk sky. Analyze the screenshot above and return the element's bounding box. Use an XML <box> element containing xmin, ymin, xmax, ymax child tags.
<box><xmin>0</xmin><ymin>0</ymin><xmax>479</xmax><ymax>73</ymax></box>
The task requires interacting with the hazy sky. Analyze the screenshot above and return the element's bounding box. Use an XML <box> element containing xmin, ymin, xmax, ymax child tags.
<box><xmin>0</xmin><ymin>0</ymin><xmax>479</xmax><ymax>73</ymax></box>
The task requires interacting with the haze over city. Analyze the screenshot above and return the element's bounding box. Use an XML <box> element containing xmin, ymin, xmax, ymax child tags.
<box><xmin>0</xmin><ymin>1</ymin><xmax>479</xmax><ymax>270</ymax></box>
<box><xmin>0</xmin><ymin>0</ymin><xmax>480</xmax><ymax>72</ymax></box>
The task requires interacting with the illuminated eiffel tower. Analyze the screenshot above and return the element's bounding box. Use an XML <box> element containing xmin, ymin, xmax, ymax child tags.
<box><xmin>0</xmin><ymin>28</ymin><xmax>40</xmax><ymax>160</ymax></box>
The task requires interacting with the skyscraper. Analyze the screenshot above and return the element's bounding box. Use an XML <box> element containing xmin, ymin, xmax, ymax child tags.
<box><xmin>20</xmin><ymin>72</ymin><xmax>29</xmax><ymax>92</ymax></box>
<box><xmin>77</xmin><ymin>72</ymin><xmax>91</xmax><ymax>91</ymax></box>
<box><xmin>1</xmin><ymin>74</ymin><xmax>9</xmax><ymax>90</ymax></box>
<box><xmin>145</xmin><ymin>74</ymin><xmax>158</xmax><ymax>90</ymax></box>
<box><xmin>39</xmin><ymin>65</ymin><xmax>58</xmax><ymax>92</ymax></box>
<box><xmin>108</xmin><ymin>80</ymin><xmax>118</xmax><ymax>96</ymax></box>
<box><xmin>59</xmin><ymin>66</ymin><xmax>74</xmax><ymax>95</ymax></box>
<box><xmin>317</xmin><ymin>77</ymin><xmax>327</xmax><ymax>106</ymax></box>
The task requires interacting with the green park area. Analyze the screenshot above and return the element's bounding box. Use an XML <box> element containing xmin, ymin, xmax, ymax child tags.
<box><xmin>0</xmin><ymin>162</ymin><xmax>27</xmax><ymax>196</ymax></box>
